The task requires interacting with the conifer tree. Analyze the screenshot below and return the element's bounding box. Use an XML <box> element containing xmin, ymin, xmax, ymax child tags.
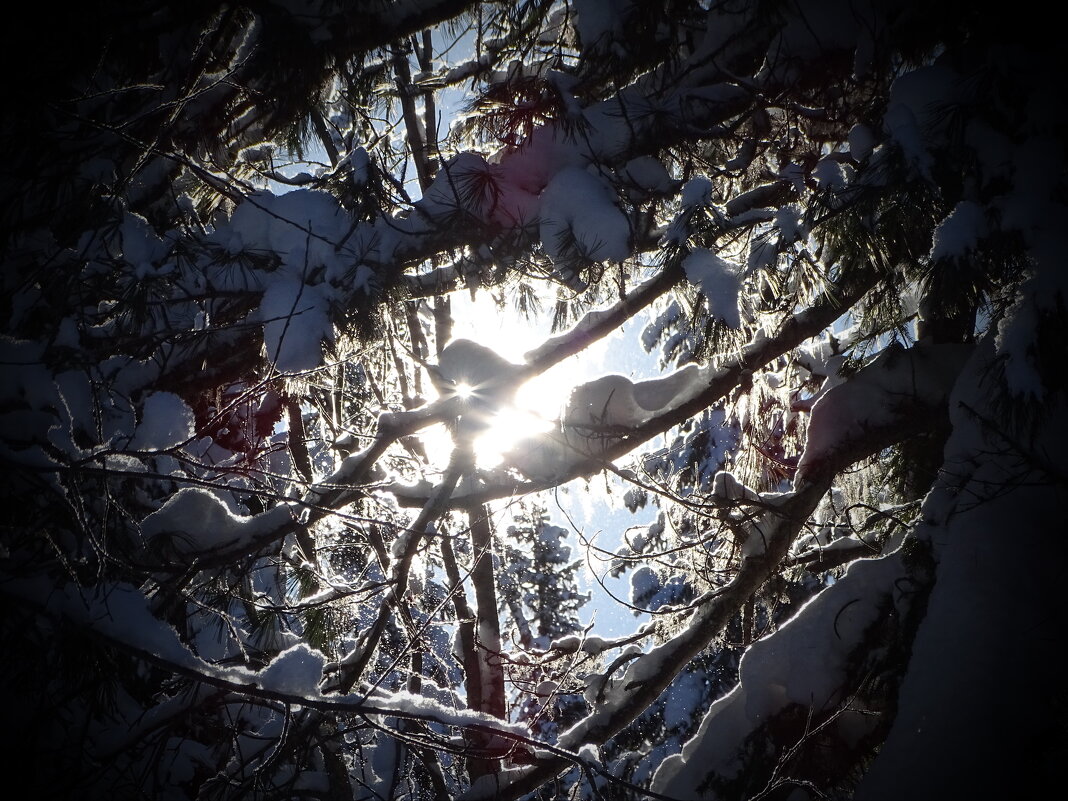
<box><xmin>2</xmin><ymin>2</ymin><xmax>1064</xmax><ymax>799</ymax></box>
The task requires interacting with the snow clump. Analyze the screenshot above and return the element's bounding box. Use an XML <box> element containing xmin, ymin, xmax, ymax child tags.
<box><xmin>681</xmin><ymin>248</ymin><xmax>742</xmax><ymax>328</ymax></box>
<box><xmin>129</xmin><ymin>392</ymin><xmax>196</xmax><ymax>451</ymax></box>
<box><xmin>539</xmin><ymin>167</ymin><xmax>630</xmax><ymax>265</ymax></box>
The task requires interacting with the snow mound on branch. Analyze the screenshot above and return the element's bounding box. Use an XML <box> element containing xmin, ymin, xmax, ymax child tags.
<box><xmin>258</xmin><ymin>278</ymin><xmax>334</xmax><ymax>372</ymax></box>
<box><xmin>855</xmin><ymin>337</ymin><xmax>1068</xmax><ymax>799</ymax></box>
<box><xmin>417</xmin><ymin>153</ymin><xmax>496</xmax><ymax>222</ymax></box>
<box><xmin>564</xmin><ymin>365</ymin><xmax>705</xmax><ymax>431</ymax></box>
<box><xmin>812</xmin><ymin>157</ymin><xmax>849</xmax><ymax>189</ymax></box>
<box><xmin>504</xmin><ymin>432</ymin><xmax>575</xmax><ymax>483</ymax></box>
<box><xmin>565</xmin><ymin>374</ymin><xmax>653</xmax><ymax>430</ymax></box>
<box><xmin>620</xmin><ymin>156</ymin><xmax>675</xmax><ymax>194</ymax></box>
<box><xmin>130</xmin><ymin>392</ymin><xmax>195</xmax><ymax>451</ymax></box>
<box><xmin>711</xmin><ymin>470</ymin><xmax>760</xmax><ymax>503</ymax></box>
<box><xmin>848</xmin><ymin>123</ymin><xmax>877</xmax><ymax>161</ymax></box>
<box><xmin>507</xmin><ymin>366</ymin><xmax>707</xmax><ymax>480</ymax></box>
<box><xmin>539</xmin><ymin>167</ymin><xmax>630</xmax><ymax>264</ymax></box>
<box><xmin>432</xmin><ymin>338</ymin><xmax>521</xmax><ymax>405</ymax></box>
<box><xmin>222</xmin><ymin>189</ymin><xmax>353</xmax><ymax>272</ymax></box>
<box><xmin>680</xmin><ymin>176</ymin><xmax>713</xmax><ymax>209</ymax></box>
<box><xmin>537</xmin><ymin>523</ymin><xmax>571</xmax><ymax>561</ymax></box>
<box><xmin>996</xmin><ymin>275</ymin><xmax>1045</xmax><ymax>399</ymax></box>
<box><xmin>213</xmin><ymin>189</ymin><xmax>358</xmax><ymax>371</ymax></box>
<box><xmin>630</xmin><ymin>568</ymin><xmax>688</xmax><ymax>611</ymax></box>
<box><xmin>573</xmin><ymin>0</ymin><xmax>633</xmax><ymax>50</ymax></box>
<box><xmin>929</xmin><ymin>201</ymin><xmax>987</xmax><ymax>262</ymax></box>
<box><xmin>798</xmin><ymin>343</ymin><xmax>972</xmax><ymax>478</ymax></box>
<box><xmin>258</xmin><ymin>643</ymin><xmax>327</xmax><ymax>695</ymax></box>
<box><xmin>629</xmin><ymin>566</ymin><xmax>659</xmax><ymax>605</ymax></box>
<box><xmin>681</xmin><ymin>249</ymin><xmax>742</xmax><ymax>328</ymax></box>
<box><xmin>117</xmin><ymin>212</ymin><xmax>170</xmax><ymax>277</ymax></box>
<box><xmin>140</xmin><ymin>488</ymin><xmax>291</xmax><ymax>558</ymax></box>
<box><xmin>652</xmin><ymin>553</ymin><xmax>909</xmax><ymax>797</ymax></box>
<box><xmin>884</xmin><ymin>65</ymin><xmax>958</xmax><ymax>179</ymax></box>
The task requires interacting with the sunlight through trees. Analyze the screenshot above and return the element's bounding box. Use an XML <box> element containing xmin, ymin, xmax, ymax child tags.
<box><xmin>1</xmin><ymin>2</ymin><xmax>1065</xmax><ymax>798</ymax></box>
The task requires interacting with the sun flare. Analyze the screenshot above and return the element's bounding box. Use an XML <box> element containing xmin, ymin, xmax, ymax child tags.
<box><xmin>472</xmin><ymin>402</ymin><xmax>554</xmax><ymax>467</ymax></box>
<box><xmin>452</xmin><ymin>381</ymin><xmax>475</xmax><ymax>400</ymax></box>
<box><xmin>419</xmin><ymin>374</ymin><xmax>565</xmax><ymax>470</ymax></box>
<box><xmin>417</xmin><ymin>290</ymin><xmax>611</xmax><ymax>471</ymax></box>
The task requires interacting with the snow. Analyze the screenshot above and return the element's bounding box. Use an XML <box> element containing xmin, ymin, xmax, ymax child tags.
<box><xmin>360</xmin><ymin>687</ymin><xmax>530</xmax><ymax>739</ymax></box>
<box><xmin>564</xmin><ymin>365</ymin><xmax>705</xmax><ymax>431</ymax></box>
<box><xmin>208</xmin><ymin>188</ymin><xmax>374</xmax><ymax>371</ymax></box>
<box><xmin>477</xmin><ymin>618</ymin><xmax>503</xmax><ymax>666</ymax></box>
<box><xmin>258</xmin><ymin>277</ymin><xmax>334</xmax><ymax>372</ymax></box>
<box><xmin>630</xmin><ymin>568</ymin><xmax>688</xmax><ymax>611</ymax></box>
<box><xmin>344</xmin><ymin>146</ymin><xmax>370</xmax><ymax>185</ymax></box>
<box><xmin>577</xmin><ymin>742</ymin><xmax>600</xmax><ymax>765</ymax></box>
<box><xmin>118</xmin><ymin>211</ymin><xmax>169</xmax><ymax>275</ymax></box>
<box><xmin>641</xmin><ymin>300</ymin><xmax>681</xmax><ymax>353</ymax></box>
<box><xmin>847</xmin><ymin>123</ymin><xmax>877</xmax><ymax>161</ymax></box>
<box><xmin>129</xmin><ymin>392</ymin><xmax>196</xmax><ymax>450</ymax></box>
<box><xmin>755</xmin><ymin>0</ymin><xmax>880</xmax><ymax>84</ymax></box>
<box><xmin>506</xmin><ymin>364</ymin><xmax>708</xmax><ymax>480</ymax></box>
<box><xmin>258</xmin><ymin>643</ymin><xmax>327</xmax><ymax>695</ymax></box>
<box><xmin>504</xmin><ymin>431</ymin><xmax>576</xmax><ymax>482</ymax></box>
<box><xmin>3</xmin><ymin>576</ymin><xmax>538</xmax><ymax>755</ymax></box>
<box><xmin>565</xmin><ymin>374</ymin><xmax>651</xmax><ymax>430</ymax></box>
<box><xmin>573</xmin><ymin>0</ymin><xmax>632</xmax><ymax>50</ymax></box>
<box><xmin>390</xmin><ymin>530</ymin><xmax>413</xmax><ymax>561</ymax></box>
<box><xmin>433</xmin><ymin>338</ymin><xmax>521</xmax><ymax>405</ymax></box>
<box><xmin>994</xmin><ymin>199</ymin><xmax>1068</xmax><ymax>397</ymax></box>
<box><xmin>855</xmin><ymin>337</ymin><xmax>1068</xmax><ymax>799</ymax></box>
<box><xmin>661</xmin><ymin>670</ymin><xmax>706</xmax><ymax>731</ymax></box>
<box><xmin>929</xmin><ymin>200</ymin><xmax>987</xmax><ymax>262</ymax></box>
<box><xmin>680</xmin><ymin>175</ymin><xmax>713</xmax><ymax>210</ymax></box>
<box><xmin>417</xmin><ymin>152</ymin><xmax>496</xmax><ymax>222</ymax></box>
<box><xmin>740</xmin><ymin>519</ymin><xmax>770</xmax><ymax>557</ymax></box>
<box><xmin>220</xmin><ymin>189</ymin><xmax>355</xmax><ymax>284</ymax></box>
<box><xmin>629</xmin><ymin>566</ymin><xmax>659</xmax><ymax>606</ymax></box>
<box><xmin>812</xmin><ymin>157</ymin><xmax>848</xmax><ymax>189</ymax></box>
<box><xmin>681</xmin><ymin>249</ymin><xmax>742</xmax><ymax>328</ymax></box>
<box><xmin>5</xmin><ymin>577</ymin><xmax>205</xmax><ymax>673</ymax></box>
<box><xmin>773</xmin><ymin>204</ymin><xmax>804</xmax><ymax>243</ymax></box>
<box><xmin>996</xmin><ymin>273</ymin><xmax>1045</xmax><ymax>398</ymax></box>
<box><xmin>537</xmin><ymin>523</ymin><xmax>571</xmax><ymax>561</ymax></box>
<box><xmin>651</xmin><ymin>552</ymin><xmax>909</xmax><ymax>797</ymax></box>
<box><xmin>0</xmin><ymin>338</ymin><xmax>54</xmax><ymax>407</ymax></box>
<box><xmin>140</xmin><ymin>487</ymin><xmax>292</xmax><ymax>558</ymax></box>
<box><xmin>798</xmin><ymin>343</ymin><xmax>972</xmax><ymax>479</ymax></box>
<box><xmin>623</xmin><ymin>487</ymin><xmax>647</xmax><ymax>512</ymax></box>
<box><xmin>883</xmin><ymin>65</ymin><xmax>958</xmax><ymax>179</ymax></box>
<box><xmin>711</xmin><ymin>470</ymin><xmax>760</xmax><ymax>503</ymax></box>
<box><xmin>523</xmin><ymin>305</ymin><xmax>615</xmax><ymax>365</ymax></box>
<box><xmin>619</xmin><ymin>156</ymin><xmax>675</xmax><ymax>195</ymax></box>
<box><xmin>7</xmin><ymin>9</ymin><xmax>1064</xmax><ymax>801</ymax></box>
<box><xmin>539</xmin><ymin>167</ymin><xmax>631</xmax><ymax>265</ymax></box>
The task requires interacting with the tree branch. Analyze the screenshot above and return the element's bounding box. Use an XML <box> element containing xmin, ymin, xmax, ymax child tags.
<box><xmin>472</xmin><ymin>339</ymin><xmax>970</xmax><ymax>800</ymax></box>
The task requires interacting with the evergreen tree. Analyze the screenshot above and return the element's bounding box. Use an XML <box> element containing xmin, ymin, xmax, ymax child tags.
<box><xmin>498</xmin><ymin>503</ymin><xmax>586</xmax><ymax>649</ymax></box>
<box><xmin>2</xmin><ymin>2</ymin><xmax>1065</xmax><ymax>798</ymax></box>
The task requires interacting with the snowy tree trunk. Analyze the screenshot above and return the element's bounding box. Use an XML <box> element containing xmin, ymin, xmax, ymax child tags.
<box><xmin>463</xmin><ymin>502</ymin><xmax>508</xmax><ymax>780</ymax></box>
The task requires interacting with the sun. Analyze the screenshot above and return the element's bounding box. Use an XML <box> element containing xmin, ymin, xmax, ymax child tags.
<box><xmin>419</xmin><ymin>374</ymin><xmax>561</xmax><ymax>470</ymax></box>
<box><xmin>471</xmin><ymin>396</ymin><xmax>555</xmax><ymax>467</ymax></box>
<box><xmin>416</xmin><ymin>289</ymin><xmax>608</xmax><ymax>471</ymax></box>
<box><xmin>452</xmin><ymin>381</ymin><xmax>476</xmax><ymax>401</ymax></box>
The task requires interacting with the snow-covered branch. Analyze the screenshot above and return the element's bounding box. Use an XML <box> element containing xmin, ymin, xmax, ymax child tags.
<box><xmin>396</xmin><ymin>265</ymin><xmax>881</xmax><ymax>508</ymax></box>
<box><xmin>0</xmin><ymin>575</ymin><xmax>536</xmax><ymax>745</ymax></box>
<box><xmin>473</xmin><ymin>339</ymin><xmax>972</xmax><ymax>799</ymax></box>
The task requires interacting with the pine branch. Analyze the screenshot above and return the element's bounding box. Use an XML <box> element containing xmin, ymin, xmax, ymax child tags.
<box><xmin>477</xmin><ymin>339</ymin><xmax>970</xmax><ymax>800</ymax></box>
